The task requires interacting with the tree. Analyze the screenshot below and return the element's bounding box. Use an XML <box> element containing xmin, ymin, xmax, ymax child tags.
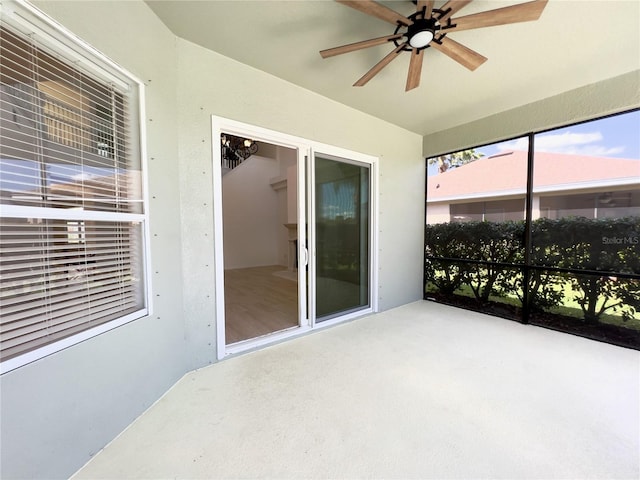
<box><xmin>428</xmin><ymin>149</ymin><xmax>484</xmax><ymax>173</ymax></box>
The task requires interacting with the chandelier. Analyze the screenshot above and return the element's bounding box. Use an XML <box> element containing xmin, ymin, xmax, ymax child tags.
<box><xmin>221</xmin><ymin>134</ymin><xmax>258</xmax><ymax>169</ymax></box>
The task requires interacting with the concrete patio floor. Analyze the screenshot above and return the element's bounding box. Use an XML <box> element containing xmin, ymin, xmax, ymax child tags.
<box><xmin>72</xmin><ymin>301</ymin><xmax>640</xmax><ymax>479</ymax></box>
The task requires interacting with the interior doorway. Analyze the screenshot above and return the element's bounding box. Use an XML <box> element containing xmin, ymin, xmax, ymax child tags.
<box><xmin>220</xmin><ymin>136</ymin><xmax>300</xmax><ymax>344</ymax></box>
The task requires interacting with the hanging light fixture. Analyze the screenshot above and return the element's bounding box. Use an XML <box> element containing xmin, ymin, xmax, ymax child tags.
<box><xmin>221</xmin><ymin>134</ymin><xmax>259</xmax><ymax>169</ymax></box>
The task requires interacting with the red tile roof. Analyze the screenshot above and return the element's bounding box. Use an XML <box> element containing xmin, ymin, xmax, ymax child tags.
<box><xmin>427</xmin><ymin>150</ymin><xmax>640</xmax><ymax>200</ymax></box>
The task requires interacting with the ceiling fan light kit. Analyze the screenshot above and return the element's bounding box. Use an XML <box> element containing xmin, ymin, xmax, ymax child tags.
<box><xmin>409</xmin><ymin>29</ymin><xmax>434</xmax><ymax>49</ymax></box>
<box><xmin>321</xmin><ymin>0</ymin><xmax>548</xmax><ymax>91</ymax></box>
<box><xmin>406</xmin><ymin>16</ymin><xmax>437</xmax><ymax>48</ymax></box>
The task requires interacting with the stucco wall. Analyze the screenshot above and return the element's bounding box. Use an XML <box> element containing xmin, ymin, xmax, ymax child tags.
<box><xmin>0</xmin><ymin>2</ymin><xmax>187</xmax><ymax>479</ymax></box>
<box><xmin>176</xmin><ymin>39</ymin><xmax>425</xmax><ymax>370</ymax></box>
<box><xmin>0</xmin><ymin>2</ymin><xmax>424</xmax><ymax>477</ymax></box>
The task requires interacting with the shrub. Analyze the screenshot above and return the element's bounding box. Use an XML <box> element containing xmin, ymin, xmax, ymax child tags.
<box><xmin>533</xmin><ymin>217</ymin><xmax>639</xmax><ymax>322</ymax></box>
<box><xmin>425</xmin><ymin>216</ymin><xmax>640</xmax><ymax>322</ymax></box>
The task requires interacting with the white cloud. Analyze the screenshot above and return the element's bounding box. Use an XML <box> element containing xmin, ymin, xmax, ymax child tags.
<box><xmin>555</xmin><ymin>144</ymin><xmax>626</xmax><ymax>156</ymax></box>
<box><xmin>496</xmin><ymin>131</ymin><xmax>625</xmax><ymax>157</ymax></box>
<box><xmin>71</xmin><ymin>172</ymin><xmax>96</xmax><ymax>181</ymax></box>
<box><xmin>496</xmin><ymin>137</ymin><xmax>528</xmax><ymax>151</ymax></box>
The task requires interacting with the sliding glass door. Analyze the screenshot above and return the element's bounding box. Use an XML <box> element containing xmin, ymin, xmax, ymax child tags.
<box><xmin>313</xmin><ymin>155</ymin><xmax>370</xmax><ymax>321</ymax></box>
<box><xmin>213</xmin><ymin>116</ymin><xmax>378</xmax><ymax>358</ymax></box>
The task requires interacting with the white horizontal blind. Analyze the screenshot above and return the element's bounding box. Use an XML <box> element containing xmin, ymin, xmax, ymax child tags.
<box><xmin>1</xmin><ymin>14</ymin><xmax>147</xmax><ymax>366</ymax></box>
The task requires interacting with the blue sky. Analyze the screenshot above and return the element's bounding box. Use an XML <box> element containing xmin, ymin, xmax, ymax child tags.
<box><xmin>489</xmin><ymin>110</ymin><xmax>640</xmax><ymax>159</ymax></box>
<box><xmin>428</xmin><ymin>110</ymin><xmax>640</xmax><ymax>176</ymax></box>
<box><xmin>0</xmin><ymin>161</ymin><xmax>120</xmax><ymax>192</ymax></box>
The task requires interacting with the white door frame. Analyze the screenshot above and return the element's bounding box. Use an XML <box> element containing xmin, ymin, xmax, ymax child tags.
<box><xmin>308</xmin><ymin>146</ymin><xmax>379</xmax><ymax>329</ymax></box>
<box><xmin>211</xmin><ymin>116</ymin><xmax>378</xmax><ymax>360</ymax></box>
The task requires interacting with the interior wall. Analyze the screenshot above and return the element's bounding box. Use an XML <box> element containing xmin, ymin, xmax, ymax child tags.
<box><xmin>177</xmin><ymin>39</ymin><xmax>425</xmax><ymax>370</ymax></box>
<box><xmin>0</xmin><ymin>2</ymin><xmax>186</xmax><ymax>479</ymax></box>
<box><xmin>275</xmin><ymin>148</ymin><xmax>297</xmax><ymax>267</ymax></box>
<box><xmin>238</xmin><ymin>143</ymin><xmax>297</xmax><ymax>268</ymax></box>
<box><xmin>423</xmin><ymin>71</ymin><xmax>640</xmax><ymax>156</ymax></box>
<box><xmin>222</xmin><ymin>156</ymin><xmax>281</xmax><ymax>269</ymax></box>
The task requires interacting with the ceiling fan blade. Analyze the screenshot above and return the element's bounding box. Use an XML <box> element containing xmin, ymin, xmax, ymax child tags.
<box><xmin>431</xmin><ymin>37</ymin><xmax>487</xmax><ymax>71</ymax></box>
<box><xmin>336</xmin><ymin>0</ymin><xmax>410</xmax><ymax>26</ymax></box>
<box><xmin>354</xmin><ymin>43</ymin><xmax>406</xmax><ymax>87</ymax></box>
<box><xmin>438</xmin><ymin>0</ymin><xmax>473</xmax><ymax>23</ymax></box>
<box><xmin>417</xmin><ymin>0</ymin><xmax>434</xmax><ymax>18</ymax></box>
<box><xmin>445</xmin><ymin>0</ymin><xmax>548</xmax><ymax>33</ymax></box>
<box><xmin>320</xmin><ymin>34</ymin><xmax>402</xmax><ymax>58</ymax></box>
<box><xmin>405</xmin><ymin>48</ymin><xmax>424</xmax><ymax>91</ymax></box>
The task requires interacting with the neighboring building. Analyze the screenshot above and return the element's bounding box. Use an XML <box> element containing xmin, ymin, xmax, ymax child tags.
<box><xmin>426</xmin><ymin>150</ymin><xmax>640</xmax><ymax>224</ymax></box>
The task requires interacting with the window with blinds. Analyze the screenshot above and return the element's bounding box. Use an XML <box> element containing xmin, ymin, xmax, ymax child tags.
<box><xmin>1</xmin><ymin>6</ymin><xmax>148</xmax><ymax>372</ymax></box>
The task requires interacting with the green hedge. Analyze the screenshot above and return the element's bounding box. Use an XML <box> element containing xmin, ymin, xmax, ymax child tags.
<box><xmin>425</xmin><ymin>217</ymin><xmax>639</xmax><ymax>323</ymax></box>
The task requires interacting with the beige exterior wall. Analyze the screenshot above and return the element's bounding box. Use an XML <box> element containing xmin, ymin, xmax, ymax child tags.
<box><xmin>426</xmin><ymin>203</ymin><xmax>450</xmax><ymax>225</ymax></box>
<box><xmin>1</xmin><ymin>2</ymin><xmax>424</xmax><ymax>478</ymax></box>
<box><xmin>176</xmin><ymin>38</ymin><xmax>425</xmax><ymax>368</ymax></box>
<box><xmin>1</xmin><ymin>2</ymin><xmax>182</xmax><ymax>479</ymax></box>
<box><xmin>428</xmin><ymin>188</ymin><xmax>640</xmax><ymax>223</ymax></box>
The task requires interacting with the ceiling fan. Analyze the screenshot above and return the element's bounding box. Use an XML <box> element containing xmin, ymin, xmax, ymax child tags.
<box><xmin>320</xmin><ymin>0</ymin><xmax>548</xmax><ymax>91</ymax></box>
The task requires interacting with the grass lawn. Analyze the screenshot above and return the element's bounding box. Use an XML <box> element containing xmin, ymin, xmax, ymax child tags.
<box><xmin>426</xmin><ymin>273</ymin><xmax>640</xmax><ymax>331</ymax></box>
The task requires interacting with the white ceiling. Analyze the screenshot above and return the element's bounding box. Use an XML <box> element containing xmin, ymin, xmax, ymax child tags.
<box><xmin>146</xmin><ymin>0</ymin><xmax>640</xmax><ymax>136</ymax></box>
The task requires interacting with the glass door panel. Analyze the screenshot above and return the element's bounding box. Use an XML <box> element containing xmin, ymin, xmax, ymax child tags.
<box><xmin>221</xmin><ymin>138</ymin><xmax>301</xmax><ymax>344</ymax></box>
<box><xmin>314</xmin><ymin>155</ymin><xmax>370</xmax><ymax>320</ymax></box>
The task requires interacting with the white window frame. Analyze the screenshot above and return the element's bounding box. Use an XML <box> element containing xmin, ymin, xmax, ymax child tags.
<box><xmin>0</xmin><ymin>0</ymin><xmax>152</xmax><ymax>374</ymax></box>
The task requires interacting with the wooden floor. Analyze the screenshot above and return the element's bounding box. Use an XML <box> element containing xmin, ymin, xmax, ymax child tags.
<box><xmin>224</xmin><ymin>265</ymin><xmax>298</xmax><ymax>345</ymax></box>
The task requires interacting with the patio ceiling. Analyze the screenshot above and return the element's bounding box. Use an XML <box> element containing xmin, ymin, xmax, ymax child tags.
<box><xmin>145</xmin><ymin>1</ymin><xmax>640</xmax><ymax>136</ymax></box>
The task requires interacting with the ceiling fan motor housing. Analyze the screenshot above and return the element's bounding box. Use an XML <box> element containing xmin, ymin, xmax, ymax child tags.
<box><xmin>407</xmin><ymin>16</ymin><xmax>439</xmax><ymax>49</ymax></box>
<box><xmin>394</xmin><ymin>9</ymin><xmax>445</xmax><ymax>51</ymax></box>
